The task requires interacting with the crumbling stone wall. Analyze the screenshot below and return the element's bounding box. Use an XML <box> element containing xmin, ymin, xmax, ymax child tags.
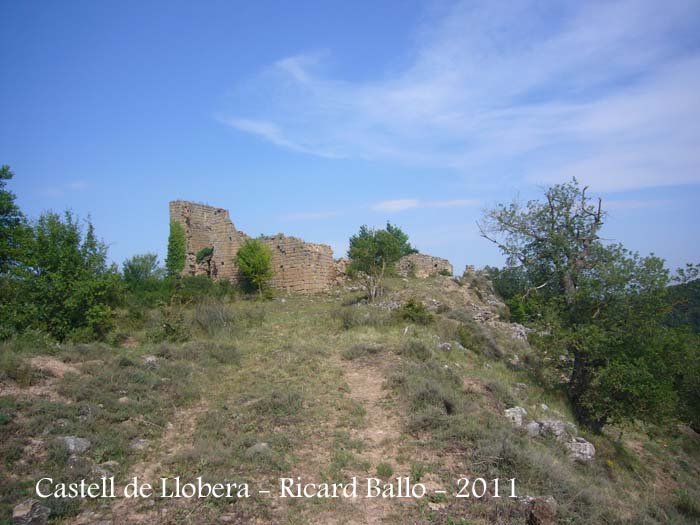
<box><xmin>397</xmin><ymin>253</ymin><xmax>453</xmax><ymax>278</ymax></box>
<box><xmin>169</xmin><ymin>201</ymin><xmax>248</xmax><ymax>281</ymax></box>
<box><xmin>169</xmin><ymin>201</ymin><xmax>336</xmax><ymax>293</ymax></box>
<box><xmin>261</xmin><ymin>234</ymin><xmax>335</xmax><ymax>294</ymax></box>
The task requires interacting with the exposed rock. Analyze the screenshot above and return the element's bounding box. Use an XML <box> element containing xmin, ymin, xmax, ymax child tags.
<box><xmin>539</xmin><ymin>403</ymin><xmax>549</xmax><ymax>412</ymax></box>
<box><xmin>142</xmin><ymin>355</ymin><xmax>158</xmax><ymax>369</ymax></box>
<box><xmin>566</xmin><ymin>437</ymin><xmax>596</xmax><ymax>462</ymax></box>
<box><xmin>439</xmin><ymin>342</ymin><xmax>452</xmax><ymax>351</ymax></box>
<box><xmin>525</xmin><ymin>421</ymin><xmax>542</xmax><ymax>437</ymax></box>
<box><xmin>130</xmin><ymin>438</ymin><xmax>150</xmax><ymax>451</ymax></box>
<box><xmin>12</xmin><ymin>499</ymin><xmax>50</xmax><ymax>525</ymax></box>
<box><xmin>245</xmin><ymin>442</ymin><xmax>271</xmax><ymax>458</ymax></box>
<box><xmin>539</xmin><ymin>420</ymin><xmax>576</xmax><ymax>442</ymax></box>
<box><xmin>504</xmin><ymin>406</ymin><xmax>527</xmax><ymax>427</ymax></box>
<box><xmin>526</xmin><ymin>496</ymin><xmax>557</xmax><ymax>525</ymax></box>
<box><xmin>56</xmin><ymin>436</ymin><xmax>91</xmax><ymax>454</ymax></box>
<box><xmin>117</xmin><ymin>396</ymin><xmax>130</xmax><ymax>404</ymax></box>
<box><xmin>507</xmin><ymin>323</ymin><xmax>529</xmax><ymax>341</ymax></box>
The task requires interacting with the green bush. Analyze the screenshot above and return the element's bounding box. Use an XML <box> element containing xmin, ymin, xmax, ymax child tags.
<box><xmin>5</xmin><ymin>212</ymin><xmax>122</xmax><ymax>341</ymax></box>
<box><xmin>165</xmin><ymin>221</ymin><xmax>186</xmax><ymax>277</ymax></box>
<box><xmin>333</xmin><ymin>305</ymin><xmax>393</xmax><ymax>330</ymax></box>
<box><xmin>398</xmin><ymin>339</ymin><xmax>432</xmax><ymax>361</ymax></box>
<box><xmin>395</xmin><ymin>297</ymin><xmax>433</xmax><ymax>325</ymax></box>
<box><xmin>234</xmin><ymin>238</ymin><xmax>273</xmax><ymax>298</ymax></box>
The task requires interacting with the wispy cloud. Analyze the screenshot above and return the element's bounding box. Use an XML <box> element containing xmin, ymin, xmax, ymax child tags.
<box><xmin>372</xmin><ymin>198</ymin><xmax>479</xmax><ymax>212</ymax></box>
<box><xmin>222</xmin><ymin>0</ymin><xmax>700</xmax><ymax>192</ymax></box>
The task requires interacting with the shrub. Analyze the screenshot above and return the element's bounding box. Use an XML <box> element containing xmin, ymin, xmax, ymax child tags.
<box><xmin>341</xmin><ymin>344</ymin><xmax>382</xmax><ymax>360</ymax></box>
<box><xmin>457</xmin><ymin>321</ymin><xmax>503</xmax><ymax>358</ymax></box>
<box><xmin>399</xmin><ymin>339</ymin><xmax>432</xmax><ymax>361</ymax></box>
<box><xmin>234</xmin><ymin>238</ymin><xmax>273</xmax><ymax>298</ymax></box>
<box><xmin>192</xmin><ymin>298</ymin><xmax>236</xmax><ymax>336</ymax></box>
<box><xmin>395</xmin><ymin>297</ymin><xmax>433</xmax><ymax>325</ymax></box>
<box><xmin>333</xmin><ymin>305</ymin><xmax>392</xmax><ymax>330</ymax></box>
<box><xmin>149</xmin><ymin>300</ymin><xmax>190</xmax><ymax>343</ymax></box>
<box><xmin>376</xmin><ymin>462</ymin><xmax>393</xmax><ymax>478</ymax></box>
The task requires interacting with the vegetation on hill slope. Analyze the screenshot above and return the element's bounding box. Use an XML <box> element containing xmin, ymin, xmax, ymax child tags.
<box><xmin>1</xmin><ymin>167</ymin><xmax>699</xmax><ymax>524</ymax></box>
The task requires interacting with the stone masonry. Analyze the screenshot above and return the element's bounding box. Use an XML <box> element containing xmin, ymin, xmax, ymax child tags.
<box><xmin>261</xmin><ymin>234</ymin><xmax>335</xmax><ymax>294</ymax></box>
<box><xmin>169</xmin><ymin>201</ymin><xmax>249</xmax><ymax>281</ymax></box>
<box><xmin>397</xmin><ymin>253</ymin><xmax>453</xmax><ymax>278</ymax></box>
<box><xmin>169</xmin><ymin>201</ymin><xmax>336</xmax><ymax>293</ymax></box>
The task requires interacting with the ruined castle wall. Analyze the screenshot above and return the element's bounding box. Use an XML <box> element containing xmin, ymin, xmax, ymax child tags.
<box><xmin>169</xmin><ymin>201</ymin><xmax>336</xmax><ymax>293</ymax></box>
<box><xmin>397</xmin><ymin>253</ymin><xmax>453</xmax><ymax>278</ymax></box>
<box><xmin>169</xmin><ymin>201</ymin><xmax>248</xmax><ymax>281</ymax></box>
<box><xmin>261</xmin><ymin>234</ymin><xmax>335</xmax><ymax>294</ymax></box>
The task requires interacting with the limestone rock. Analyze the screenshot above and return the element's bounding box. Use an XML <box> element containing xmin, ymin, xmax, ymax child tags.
<box><xmin>143</xmin><ymin>355</ymin><xmax>158</xmax><ymax>369</ymax></box>
<box><xmin>245</xmin><ymin>442</ymin><xmax>271</xmax><ymax>458</ymax></box>
<box><xmin>539</xmin><ymin>420</ymin><xmax>576</xmax><ymax>442</ymax></box>
<box><xmin>525</xmin><ymin>421</ymin><xmax>542</xmax><ymax>437</ymax></box>
<box><xmin>566</xmin><ymin>437</ymin><xmax>596</xmax><ymax>462</ymax></box>
<box><xmin>130</xmin><ymin>438</ymin><xmax>150</xmax><ymax>451</ymax></box>
<box><xmin>12</xmin><ymin>499</ymin><xmax>50</xmax><ymax>525</ymax></box>
<box><xmin>56</xmin><ymin>436</ymin><xmax>91</xmax><ymax>454</ymax></box>
<box><xmin>504</xmin><ymin>406</ymin><xmax>527</xmax><ymax>427</ymax></box>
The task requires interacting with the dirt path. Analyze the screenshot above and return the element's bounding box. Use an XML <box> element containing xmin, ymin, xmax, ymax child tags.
<box><xmin>338</xmin><ymin>355</ymin><xmax>408</xmax><ymax>524</ymax></box>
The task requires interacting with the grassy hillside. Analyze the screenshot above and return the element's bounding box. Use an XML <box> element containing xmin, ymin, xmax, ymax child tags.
<box><xmin>1</xmin><ymin>275</ymin><xmax>699</xmax><ymax>524</ymax></box>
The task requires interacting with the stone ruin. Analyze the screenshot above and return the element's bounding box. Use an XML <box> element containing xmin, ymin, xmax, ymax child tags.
<box><xmin>170</xmin><ymin>201</ymin><xmax>335</xmax><ymax>294</ymax></box>
<box><xmin>397</xmin><ymin>253</ymin><xmax>453</xmax><ymax>278</ymax></box>
<box><xmin>169</xmin><ymin>200</ymin><xmax>453</xmax><ymax>293</ymax></box>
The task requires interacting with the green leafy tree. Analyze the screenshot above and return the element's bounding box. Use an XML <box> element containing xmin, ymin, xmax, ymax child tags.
<box><xmin>386</xmin><ymin>222</ymin><xmax>417</xmax><ymax>257</ymax></box>
<box><xmin>166</xmin><ymin>220</ymin><xmax>186</xmax><ymax>277</ymax></box>
<box><xmin>122</xmin><ymin>253</ymin><xmax>162</xmax><ymax>287</ymax></box>
<box><xmin>0</xmin><ymin>165</ymin><xmax>28</xmax><ymax>273</ymax></box>
<box><xmin>348</xmin><ymin>223</ymin><xmax>411</xmax><ymax>301</ymax></box>
<box><xmin>234</xmin><ymin>238</ymin><xmax>273</xmax><ymax>297</ymax></box>
<box><xmin>480</xmin><ymin>179</ymin><xmax>684</xmax><ymax>431</ymax></box>
<box><xmin>16</xmin><ymin>212</ymin><xmax>122</xmax><ymax>341</ymax></box>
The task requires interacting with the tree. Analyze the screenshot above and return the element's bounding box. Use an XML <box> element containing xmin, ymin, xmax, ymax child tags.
<box><xmin>122</xmin><ymin>253</ymin><xmax>163</xmax><ymax>287</ymax></box>
<box><xmin>480</xmin><ymin>179</ymin><xmax>682</xmax><ymax>431</ymax></box>
<box><xmin>15</xmin><ymin>212</ymin><xmax>122</xmax><ymax>341</ymax></box>
<box><xmin>0</xmin><ymin>165</ymin><xmax>28</xmax><ymax>273</ymax></box>
<box><xmin>166</xmin><ymin>220</ymin><xmax>186</xmax><ymax>277</ymax></box>
<box><xmin>347</xmin><ymin>223</ymin><xmax>412</xmax><ymax>301</ymax></box>
<box><xmin>234</xmin><ymin>238</ymin><xmax>273</xmax><ymax>297</ymax></box>
<box><xmin>386</xmin><ymin>222</ymin><xmax>418</xmax><ymax>257</ymax></box>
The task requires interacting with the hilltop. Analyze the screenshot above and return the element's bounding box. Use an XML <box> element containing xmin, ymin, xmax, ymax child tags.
<box><xmin>2</xmin><ymin>271</ymin><xmax>699</xmax><ymax>524</ymax></box>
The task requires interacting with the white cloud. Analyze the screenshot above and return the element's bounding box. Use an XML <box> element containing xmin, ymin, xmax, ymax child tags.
<box><xmin>372</xmin><ymin>198</ymin><xmax>479</xmax><ymax>212</ymax></box>
<box><xmin>222</xmin><ymin>0</ymin><xmax>700</xmax><ymax>192</ymax></box>
<box><xmin>372</xmin><ymin>199</ymin><xmax>420</xmax><ymax>212</ymax></box>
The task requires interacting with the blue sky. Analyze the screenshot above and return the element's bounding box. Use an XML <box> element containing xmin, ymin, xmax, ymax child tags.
<box><xmin>1</xmin><ymin>0</ymin><xmax>699</xmax><ymax>273</ymax></box>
